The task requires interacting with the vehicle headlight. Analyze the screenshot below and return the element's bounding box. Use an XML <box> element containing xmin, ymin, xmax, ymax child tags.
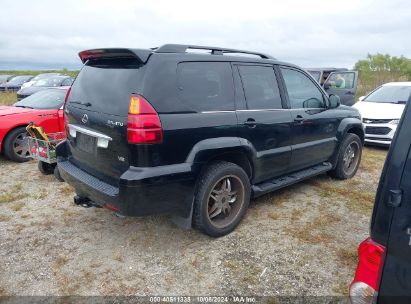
<box><xmin>389</xmin><ymin>119</ymin><xmax>400</xmax><ymax>125</ymax></box>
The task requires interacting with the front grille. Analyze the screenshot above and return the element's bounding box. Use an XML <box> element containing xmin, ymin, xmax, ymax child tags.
<box><xmin>365</xmin><ymin>126</ymin><xmax>392</xmax><ymax>135</ymax></box>
<box><xmin>363</xmin><ymin>118</ymin><xmax>392</xmax><ymax>124</ymax></box>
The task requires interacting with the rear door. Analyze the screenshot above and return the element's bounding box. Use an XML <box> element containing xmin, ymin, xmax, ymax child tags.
<box><xmin>377</xmin><ymin>99</ymin><xmax>411</xmax><ymax>302</ymax></box>
<box><xmin>324</xmin><ymin>70</ymin><xmax>358</xmax><ymax>106</ymax></box>
<box><xmin>234</xmin><ymin>63</ymin><xmax>293</xmax><ymax>183</ymax></box>
<box><xmin>64</xmin><ymin>57</ymin><xmax>145</xmax><ymax>182</ymax></box>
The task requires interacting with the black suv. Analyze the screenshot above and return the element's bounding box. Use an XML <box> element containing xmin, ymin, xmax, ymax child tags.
<box><xmin>350</xmin><ymin>96</ymin><xmax>411</xmax><ymax>303</ymax></box>
<box><xmin>57</xmin><ymin>44</ymin><xmax>364</xmax><ymax>237</ymax></box>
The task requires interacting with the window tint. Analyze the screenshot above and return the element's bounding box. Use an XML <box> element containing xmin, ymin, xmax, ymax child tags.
<box><xmin>68</xmin><ymin>58</ymin><xmax>144</xmax><ymax>116</ymax></box>
<box><xmin>281</xmin><ymin>68</ymin><xmax>325</xmax><ymax>109</ymax></box>
<box><xmin>238</xmin><ymin>65</ymin><xmax>282</xmax><ymax>109</ymax></box>
<box><xmin>177</xmin><ymin>62</ymin><xmax>234</xmax><ymax>112</ymax></box>
<box><xmin>325</xmin><ymin>72</ymin><xmax>355</xmax><ymax>89</ymax></box>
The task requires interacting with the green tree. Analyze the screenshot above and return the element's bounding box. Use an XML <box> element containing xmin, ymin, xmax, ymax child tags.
<box><xmin>354</xmin><ymin>54</ymin><xmax>411</xmax><ymax>97</ymax></box>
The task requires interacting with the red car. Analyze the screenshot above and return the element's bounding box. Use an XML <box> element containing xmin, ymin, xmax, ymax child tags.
<box><xmin>0</xmin><ymin>87</ymin><xmax>68</xmax><ymax>162</ymax></box>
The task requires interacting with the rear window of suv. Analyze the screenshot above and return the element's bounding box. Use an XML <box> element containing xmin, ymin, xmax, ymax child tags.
<box><xmin>177</xmin><ymin>62</ymin><xmax>234</xmax><ymax>112</ymax></box>
<box><xmin>68</xmin><ymin>58</ymin><xmax>145</xmax><ymax>116</ymax></box>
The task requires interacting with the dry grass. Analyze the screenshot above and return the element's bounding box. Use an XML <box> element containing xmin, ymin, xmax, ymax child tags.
<box><xmin>0</xmin><ymin>92</ymin><xmax>17</xmax><ymax>106</ymax></box>
<box><xmin>53</xmin><ymin>255</ymin><xmax>69</xmax><ymax>273</ymax></box>
<box><xmin>336</xmin><ymin>246</ymin><xmax>358</xmax><ymax>268</ymax></box>
<box><xmin>10</xmin><ymin>201</ymin><xmax>25</xmax><ymax>212</ymax></box>
<box><xmin>59</xmin><ymin>185</ymin><xmax>74</xmax><ymax>195</ymax></box>
<box><xmin>0</xmin><ymin>183</ymin><xmax>26</xmax><ymax>204</ymax></box>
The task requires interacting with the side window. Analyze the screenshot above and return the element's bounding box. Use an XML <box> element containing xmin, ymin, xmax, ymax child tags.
<box><xmin>280</xmin><ymin>68</ymin><xmax>325</xmax><ymax>109</ymax></box>
<box><xmin>325</xmin><ymin>72</ymin><xmax>355</xmax><ymax>89</ymax></box>
<box><xmin>238</xmin><ymin>65</ymin><xmax>282</xmax><ymax>109</ymax></box>
<box><xmin>177</xmin><ymin>62</ymin><xmax>234</xmax><ymax>112</ymax></box>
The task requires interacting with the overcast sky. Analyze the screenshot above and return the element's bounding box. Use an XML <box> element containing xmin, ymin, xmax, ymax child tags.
<box><xmin>0</xmin><ymin>0</ymin><xmax>410</xmax><ymax>70</ymax></box>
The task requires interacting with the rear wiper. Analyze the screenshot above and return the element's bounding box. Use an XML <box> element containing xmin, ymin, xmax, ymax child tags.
<box><xmin>396</xmin><ymin>101</ymin><xmax>407</xmax><ymax>104</ymax></box>
<box><xmin>69</xmin><ymin>101</ymin><xmax>92</xmax><ymax>107</ymax></box>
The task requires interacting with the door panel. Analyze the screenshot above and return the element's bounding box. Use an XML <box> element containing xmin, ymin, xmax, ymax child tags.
<box><xmin>324</xmin><ymin>71</ymin><xmax>358</xmax><ymax>106</ymax></box>
<box><xmin>233</xmin><ymin>64</ymin><xmax>293</xmax><ymax>183</ymax></box>
<box><xmin>379</xmin><ymin>146</ymin><xmax>411</xmax><ymax>300</ymax></box>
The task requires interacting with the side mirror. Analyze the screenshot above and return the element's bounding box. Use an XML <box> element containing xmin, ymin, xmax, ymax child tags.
<box><xmin>329</xmin><ymin>94</ymin><xmax>340</xmax><ymax>109</ymax></box>
<box><xmin>359</xmin><ymin>96</ymin><xmax>365</xmax><ymax>101</ymax></box>
<box><xmin>324</xmin><ymin>82</ymin><xmax>331</xmax><ymax>90</ymax></box>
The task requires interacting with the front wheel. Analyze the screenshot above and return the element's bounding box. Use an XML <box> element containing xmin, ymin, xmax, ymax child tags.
<box><xmin>329</xmin><ymin>133</ymin><xmax>362</xmax><ymax>179</ymax></box>
<box><xmin>192</xmin><ymin>161</ymin><xmax>251</xmax><ymax>237</ymax></box>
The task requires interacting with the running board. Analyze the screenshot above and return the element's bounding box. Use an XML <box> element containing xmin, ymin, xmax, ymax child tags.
<box><xmin>252</xmin><ymin>162</ymin><xmax>332</xmax><ymax>197</ymax></box>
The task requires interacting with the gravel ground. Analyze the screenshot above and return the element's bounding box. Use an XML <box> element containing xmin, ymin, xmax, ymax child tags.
<box><xmin>0</xmin><ymin>147</ymin><xmax>387</xmax><ymax>297</ymax></box>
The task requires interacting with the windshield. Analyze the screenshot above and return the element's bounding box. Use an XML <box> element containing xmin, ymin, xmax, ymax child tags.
<box><xmin>307</xmin><ymin>71</ymin><xmax>321</xmax><ymax>82</ymax></box>
<box><xmin>33</xmin><ymin>77</ymin><xmax>65</xmax><ymax>87</ymax></box>
<box><xmin>14</xmin><ymin>89</ymin><xmax>66</xmax><ymax>109</ymax></box>
<box><xmin>8</xmin><ymin>76</ymin><xmax>31</xmax><ymax>85</ymax></box>
<box><xmin>365</xmin><ymin>85</ymin><xmax>411</xmax><ymax>103</ymax></box>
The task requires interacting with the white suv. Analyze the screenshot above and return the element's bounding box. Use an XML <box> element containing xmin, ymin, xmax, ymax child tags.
<box><xmin>353</xmin><ymin>82</ymin><xmax>411</xmax><ymax>146</ymax></box>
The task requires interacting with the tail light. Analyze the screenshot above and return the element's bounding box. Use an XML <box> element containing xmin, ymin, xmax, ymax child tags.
<box><xmin>350</xmin><ymin>238</ymin><xmax>386</xmax><ymax>304</ymax></box>
<box><xmin>127</xmin><ymin>95</ymin><xmax>163</xmax><ymax>144</ymax></box>
<box><xmin>63</xmin><ymin>87</ymin><xmax>71</xmax><ymax>133</ymax></box>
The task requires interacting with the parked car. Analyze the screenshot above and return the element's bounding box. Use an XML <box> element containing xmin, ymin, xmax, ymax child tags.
<box><xmin>0</xmin><ymin>75</ymin><xmax>33</xmax><ymax>92</ymax></box>
<box><xmin>57</xmin><ymin>44</ymin><xmax>364</xmax><ymax>237</ymax></box>
<box><xmin>353</xmin><ymin>82</ymin><xmax>411</xmax><ymax>146</ymax></box>
<box><xmin>20</xmin><ymin>72</ymin><xmax>62</xmax><ymax>89</ymax></box>
<box><xmin>350</xmin><ymin>94</ymin><xmax>411</xmax><ymax>304</ymax></box>
<box><xmin>307</xmin><ymin>67</ymin><xmax>358</xmax><ymax>106</ymax></box>
<box><xmin>17</xmin><ymin>76</ymin><xmax>74</xmax><ymax>100</ymax></box>
<box><xmin>0</xmin><ymin>87</ymin><xmax>68</xmax><ymax>162</ymax></box>
<box><xmin>0</xmin><ymin>75</ymin><xmax>15</xmax><ymax>85</ymax></box>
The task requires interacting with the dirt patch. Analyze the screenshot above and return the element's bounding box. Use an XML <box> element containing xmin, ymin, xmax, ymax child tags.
<box><xmin>0</xmin><ymin>147</ymin><xmax>387</xmax><ymax>296</ymax></box>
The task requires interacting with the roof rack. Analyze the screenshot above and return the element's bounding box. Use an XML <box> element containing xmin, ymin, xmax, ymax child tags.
<box><xmin>155</xmin><ymin>44</ymin><xmax>275</xmax><ymax>60</ymax></box>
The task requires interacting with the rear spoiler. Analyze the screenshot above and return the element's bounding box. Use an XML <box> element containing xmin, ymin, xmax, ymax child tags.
<box><xmin>78</xmin><ymin>48</ymin><xmax>152</xmax><ymax>64</ymax></box>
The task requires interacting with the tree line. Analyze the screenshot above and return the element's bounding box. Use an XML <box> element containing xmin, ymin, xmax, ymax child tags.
<box><xmin>354</xmin><ymin>54</ymin><xmax>411</xmax><ymax>97</ymax></box>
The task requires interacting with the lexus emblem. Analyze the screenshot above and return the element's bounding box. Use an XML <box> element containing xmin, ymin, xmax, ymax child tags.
<box><xmin>81</xmin><ymin>114</ymin><xmax>88</xmax><ymax>124</ymax></box>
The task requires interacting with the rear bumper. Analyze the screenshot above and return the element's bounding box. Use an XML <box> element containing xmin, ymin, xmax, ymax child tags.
<box><xmin>57</xmin><ymin>141</ymin><xmax>196</xmax><ymax>218</ymax></box>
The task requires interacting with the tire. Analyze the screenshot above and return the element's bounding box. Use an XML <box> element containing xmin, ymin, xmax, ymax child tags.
<box><xmin>192</xmin><ymin>161</ymin><xmax>251</xmax><ymax>237</ymax></box>
<box><xmin>38</xmin><ymin>161</ymin><xmax>55</xmax><ymax>175</ymax></box>
<box><xmin>329</xmin><ymin>133</ymin><xmax>362</xmax><ymax>180</ymax></box>
<box><xmin>3</xmin><ymin>127</ymin><xmax>31</xmax><ymax>162</ymax></box>
<box><xmin>54</xmin><ymin>165</ymin><xmax>65</xmax><ymax>182</ymax></box>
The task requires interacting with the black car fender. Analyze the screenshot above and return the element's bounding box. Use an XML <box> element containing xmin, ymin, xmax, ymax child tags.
<box><xmin>329</xmin><ymin>117</ymin><xmax>364</xmax><ymax>168</ymax></box>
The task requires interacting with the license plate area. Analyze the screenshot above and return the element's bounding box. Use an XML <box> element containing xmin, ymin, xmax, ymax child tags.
<box><xmin>76</xmin><ymin>133</ymin><xmax>97</xmax><ymax>154</ymax></box>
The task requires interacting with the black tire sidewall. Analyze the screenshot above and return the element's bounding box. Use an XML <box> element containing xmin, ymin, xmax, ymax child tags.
<box><xmin>3</xmin><ymin>127</ymin><xmax>31</xmax><ymax>163</ymax></box>
<box><xmin>333</xmin><ymin>134</ymin><xmax>362</xmax><ymax>179</ymax></box>
<box><xmin>38</xmin><ymin>161</ymin><xmax>55</xmax><ymax>175</ymax></box>
<box><xmin>193</xmin><ymin>161</ymin><xmax>251</xmax><ymax>237</ymax></box>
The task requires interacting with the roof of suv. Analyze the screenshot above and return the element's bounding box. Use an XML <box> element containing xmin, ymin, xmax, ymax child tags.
<box><xmin>78</xmin><ymin>44</ymin><xmax>298</xmax><ymax>68</ymax></box>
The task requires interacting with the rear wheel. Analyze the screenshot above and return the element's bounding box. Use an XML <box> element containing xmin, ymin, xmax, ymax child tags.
<box><xmin>38</xmin><ymin>161</ymin><xmax>55</xmax><ymax>175</ymax></box>
<box><xmin>3</xmin><ymin>127</ymin><xmax>31</xmax><ymax>162</ymax></box>
<box><xmin>192</xmin><ymin>161</ymin><xmax>250</xmax><ymax>237</ymax></box>
<box><xmin>329</xmin><ymin>133</ymin><xmax>362</xmax><ymax>179</ymax></box>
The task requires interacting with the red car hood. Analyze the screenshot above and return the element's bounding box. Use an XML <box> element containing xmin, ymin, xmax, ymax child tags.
<box><xmin>0</xmin><ymin>106</ymin><xmax>37</xmax><ymax>116</ymax></box>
